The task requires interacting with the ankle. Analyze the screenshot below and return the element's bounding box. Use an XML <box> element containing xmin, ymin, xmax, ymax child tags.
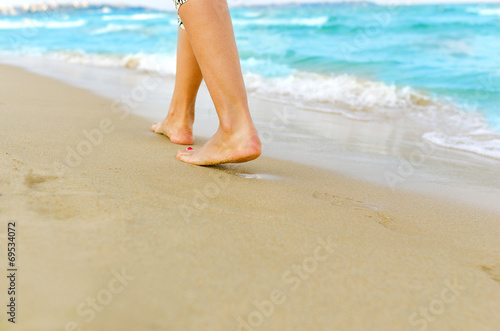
<box><xmin>167</xmin><ymin>107</ymin><xmax>194</xmax><ymax>125</ymax></box>
<box><xmin>218</xmin><ymin>110</ymin><xmax>256</xmax><ymax>133</ymax></box>
<box><xmin>219</xmin><ymin>120</ymin><xmax>255</xmax><ymax>136</ymax></box>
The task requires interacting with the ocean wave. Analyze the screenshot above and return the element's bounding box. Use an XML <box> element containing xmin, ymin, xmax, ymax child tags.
<box><xmin>467</xmin><ymin>7</ymin><xmax>500</xmax><ymax>16</ymax></box>
<box><xmin>233</xmin><ymin>16</ymin><xmax>330</xmax><ymax>27</ymax></box>
<box><xmin>242</xmin><ymin>11</ymin><xmax>263</xmax><ymax>18</ymax></box>
<box><xmin>404</xmin><ymin>20</ymin><xmax>494</xmax><ymax>30</ymax></box>
<box><xmin>90</xmin><ymin>23</ymin><xmax>144</xmax><ymax>35</ymax></box>
<box><xmin>101</xmin><ymin>7</ymin><xmax>113</xmax><ymax>14</ymax></box>
<box><xmin>102</xmin><ymin>13</ymin><xmax>167</xmax><ymax>21</ymax></box>
<box><xmin>423</xmin><ymin>132</ymin><xmax>500</xmax><ymax>160</ymax></box>
<box><xmin>0</xmin><ymin>18</ymin><xmax>86</xmax><ymax>29</ymax></box>
<box><xmin>43</xmin><ymin>51</ymin><xmax>177</xmax><ymax>75</ymax></box>
<box><xmin>477</xmin><ymin>8</ymin><xmax>500</xmax><ymax>16</ymax></box>
<box><xmin>244</xmin><ymin>72</ymin><xmax>440</xmax><ymax>119</ymax></box>
<box><xmin>244</xmin><ymin>71</ymin><xmax>500</xmax><ymax>160</ymax></box>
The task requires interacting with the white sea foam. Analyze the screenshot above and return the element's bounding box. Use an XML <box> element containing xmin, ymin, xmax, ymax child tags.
<box><xmin>102</xmin><ymin>13</ymin><xmax>167</xmax><ymax>21</ymax></box>
<box><xmin>466</xmin><ymin>7</ymin><xmax>500</xmax><ymax>16</ymax></box>
<box><xmin>477</xmin><ymin>8</ymin><xmax>500</xmax><ymax>16</ymax></box>
<box><xmin>244</xmin><ymin>71</ymin><xmax>500</xmax><ymax>160</ymax></box>
<box><xmin>233</xmin><ymin>16</ymin><xmax>329</xmax><ymax>27</ymax></box>
<box><xmin>44</xmin><ymin>20</ymin><xmax>86</xmax><ymax>28</ymax></box>
<box><xmin>45</xmin><ymin>51</ymin><xmax>177</xmax><ymax>75</ymax></box>
<box><xmin>90</xmin><ymin>23</ymin><xmax>144</xmax><ymax>35</ymax></box>
<box><xmin>244</xmin><ymin>71</ymin><xmax>439</xmax><ymax>119</ymax></box>
<box><xmin>423</xmin><ymin>132</ymin><xmax>500</xmax><ymax>160</ymax></box>
<box><xmin>0</xmin><ymin>19</ymin><xmax>86</xmax><ymax>29</ymax></box>
<box><xmin>242</xmin><ymin>11</ymin><xmax>263</xmax><ymax>18</ymax></box>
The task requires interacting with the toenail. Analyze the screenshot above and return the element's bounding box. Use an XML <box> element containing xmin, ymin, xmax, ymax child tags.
<box><xmin>187</xmin><ymin>147</ymin><xmax>193</xmax><ymax>150</ymax></box>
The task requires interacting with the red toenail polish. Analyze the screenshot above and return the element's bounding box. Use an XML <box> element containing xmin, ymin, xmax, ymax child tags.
<box><xmin>187</xmin><ymin>147</ymin><xmax>193</xmax><ymax>150</ymax></box>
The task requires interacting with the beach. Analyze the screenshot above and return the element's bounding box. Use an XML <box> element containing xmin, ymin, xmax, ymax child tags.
<box><xmin>1</xmin><ymin>62</ymin><xmax>500</xmax><ymax>330</ymax></box>
<box><xmin>1</xmin><ymin>1</ymin><xmax>500</xmax><ymax>329</ymax></box>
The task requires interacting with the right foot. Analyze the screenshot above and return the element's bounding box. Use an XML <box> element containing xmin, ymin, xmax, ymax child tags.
<box><xmin>175</xmin><ymin>126</ymin><xmax>261</xmax><ymax>165</ymax></box>
<box><xmin>151</xmin><ymin>114</ymin><xmax>194</xmax><ymax>145</ymax></box>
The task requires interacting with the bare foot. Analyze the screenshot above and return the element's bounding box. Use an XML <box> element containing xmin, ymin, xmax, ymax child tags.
<box><xmin>151</xmin><ymin>114</ymin><xmax>194</xmax><ymax>145</ymax></box>
<box><xmin>175</xmin><ymin>127</ymin><xmax>261</xmax><ymax>165</ymax></box>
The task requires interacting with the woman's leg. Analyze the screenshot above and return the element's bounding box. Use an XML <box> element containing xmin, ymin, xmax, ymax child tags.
<box><xmin>151</xmin><ymin>27</ymin><xmax>202</xmax><ymax>145</ymax></box>
<box><xmin>175</xmin><ymin>0</ymin><xmax>261</xmax><ymax>165</ymax></box>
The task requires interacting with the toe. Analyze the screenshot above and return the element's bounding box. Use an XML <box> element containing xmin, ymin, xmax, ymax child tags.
<box><xmin>175</xmin><ymin>151</ymin><xmax>187</xmax><ymax>162</ymax></box>
<box><xmin>176</xmin><ymin>148</ymin><xmax>195</xmax><ymax>162</ymax></box>
<box><xmin>177</xmin><ymin>147</ymin><xmax>194</xmax><ymax>155</ymax></box>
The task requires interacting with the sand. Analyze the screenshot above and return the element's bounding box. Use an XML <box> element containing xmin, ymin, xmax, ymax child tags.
<box><xmin>0</xmin><ymin>64</ymin><xmax>499</xmax><ymax>331</ymax></box>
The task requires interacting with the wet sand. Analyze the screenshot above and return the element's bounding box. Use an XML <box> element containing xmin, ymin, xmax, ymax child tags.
<box><xmin>0</xmin><ymin>64</ymin><xmax>499</xmax><ymax>331</ymax></box>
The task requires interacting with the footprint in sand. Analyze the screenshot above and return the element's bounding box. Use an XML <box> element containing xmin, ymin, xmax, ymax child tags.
<box><xmin>312</xmin><ymin>191</ymin><xmax>394</xmax><ymax>230</ymax></box>
<box><xmin>24</xmin><ymin>170</ymin><xmax>59</xmax><ymax>187</ymax></box>
<box><xmin>480</xmin><ymin>265</ymin><xmax>500</xmax><ymax>284</ymax></box>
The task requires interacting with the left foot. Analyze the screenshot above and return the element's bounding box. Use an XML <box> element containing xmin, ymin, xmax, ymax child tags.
<box><xmin>176</xmin><ymin>126</ymin><xmax>261</xmax><ymax>165</ymax></box>
<box><xmin>151</xmin><ymin>111</ymin><xmax>194</xmax><ymax>145</ymax></box>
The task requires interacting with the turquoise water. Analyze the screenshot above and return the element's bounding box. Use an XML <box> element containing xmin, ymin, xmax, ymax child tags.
<box><xmin>1</xmin><ymin>3</ymin><xmax>499</xmax><ymax>158</ymax></box>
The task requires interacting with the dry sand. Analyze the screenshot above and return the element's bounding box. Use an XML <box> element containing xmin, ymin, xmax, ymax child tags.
<box><xmin>0</xmin><ymin>64</ymin><xmax>499</xmax><ymax>331</ymax></box>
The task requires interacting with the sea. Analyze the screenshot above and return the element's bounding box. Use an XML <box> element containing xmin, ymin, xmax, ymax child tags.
<box><xmin>1</xmin><ymin>2</ymin><xmax>499</xmax><ymax>159</ymax></box>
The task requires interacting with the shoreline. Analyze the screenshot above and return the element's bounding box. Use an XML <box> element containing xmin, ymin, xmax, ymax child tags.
<box><xmin>2</xmin><ymin>56</ymin><xmax>499</xmax><ymax>215</ymax></box>
<box><xmin>1</xmin><ymin>62</ymin><xmax>500</xmax><ymax>330</ymax></box>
